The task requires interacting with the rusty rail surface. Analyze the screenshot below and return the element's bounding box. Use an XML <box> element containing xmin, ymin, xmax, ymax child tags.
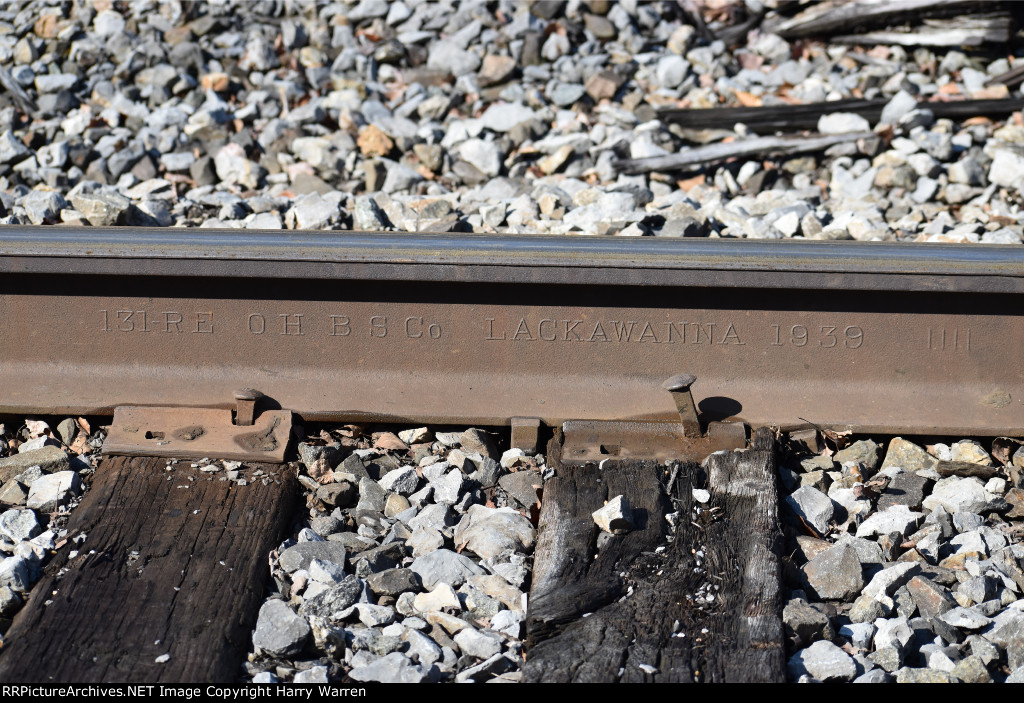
<box><xmin>0</xmin><ymin>227</ymin><xmax>1021</xmax><ymax>436</ymax></box>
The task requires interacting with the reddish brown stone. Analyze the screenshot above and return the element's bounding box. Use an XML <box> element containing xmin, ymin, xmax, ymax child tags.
<box><xmin>1006</xmin><ymin>488</ymin><xmax>1024</xmax><ymax>518</ymax></box>
<box><xmin>585</xmin><ymin>70</ymin><xmax>625</xmax><ymax>101</ymax></box>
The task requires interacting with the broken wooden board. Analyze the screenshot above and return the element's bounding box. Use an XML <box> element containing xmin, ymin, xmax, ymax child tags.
<box><xmin>832</xmin><ymin>13</ymin><xmax>1012</xmax><ymax>47</ymax></box>
<box><xmin>525</xmin><ymin>459</ymin><xmax>671</xmax><ymax>647</ymax></box>
<box><xmin>524</xmin><ymin>428</ymin><xmax>784</xmax><ymax>683</ymax></box>
<box><xmin>987</xmin><ymin>64</ymin><xmax>1024</xmax><ymax>91</ymax></box>
<box><xmin>658</xmin><ymin>97</ymin><xmax>1024</xmax><ymax>135</ymax></box>
<box><xmin>769</xmin><ymin>0</ymin><xmax>1002</xmax><ymax>40</ymax></box>
<box><xmin>701</xmin><ymin>428</ymin><xmax>786</xmax><ymax>682</ymax></box>
<box><xmin>0</xmin><ymin>456</ymin><xmax>298</xmax><ymax>683</ymax></box>
<box><xmin>614</xmin><ymin>131</ymin><xmax>872</xmax><ymax>175</ymax></box>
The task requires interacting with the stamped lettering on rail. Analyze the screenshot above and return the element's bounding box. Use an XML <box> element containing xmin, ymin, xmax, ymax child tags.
<box><xmin>485</xmin><ymin>317</ymin><xmax>866</xmax><ymax>349</ymax></box>
<box><xmin>927</xmin><ymin>327</ymin><xmax>970</xmax><ymax>352</ymax></box>
<box><xmin>100</xmin><ymin>309</ymin><xmax>214</xmax><ymax>334</ymax></box>
<box><xmin>485</xmin><ymin>318</ymin><xmax>748</xmax><ymax>344</ymax></box>
<box><xmin>99</xmin><ymin>309</ymin><xmax>450</xmax><ymax>341</ymax></box>
<box><xmin>98</xmin><ymin>308</ymin><xmax>879</xmax><ymax>351</ymax></box>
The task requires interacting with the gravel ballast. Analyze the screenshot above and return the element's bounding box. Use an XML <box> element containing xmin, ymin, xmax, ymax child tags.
<box><xmin>245</xmin><ymin>425</ymin><xmax>546</xmax><ymax>683</ymax></box>
<box><xmin>0</xmin><ymin>0</ymin><xmax>1022</xmax><ymax>685</ymax></box>
<box><xmin>781</xmin><ymin>433</ymin><xmax>1024</xmax><ymax>683</ymax></box>
<box><xmin>0</xmin><ymin>1</ymin><xmax>1016</xmax><ymax>243</ymax></box>
<box><xmin>0</xmin><ymin>417</ymin><xmax>102</xmax><ymax>637</ymax></box>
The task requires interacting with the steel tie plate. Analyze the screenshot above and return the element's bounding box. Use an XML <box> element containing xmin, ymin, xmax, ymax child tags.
<box><xmin>104</xmin><ymin>406</ymin><xmax>292</xmax><ymax>463</ymax></box>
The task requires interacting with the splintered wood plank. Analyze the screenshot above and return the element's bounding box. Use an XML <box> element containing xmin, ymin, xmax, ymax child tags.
<box><xmin>523</xmin><ymin>458</ymin><xmax>687</xmax><ymax>683</ymax></box>
<box><xmin>700</xmin><ymin>427</ymin><xmax>786</xmax><ymax>682</ymax></box>
<box><xmin>525</xmin><ymin>459</ymin><xmax>670</xmax><ymax>643</ymax></box>
<box><xmin>524</xmin><ymin>428</ymin><xmax>784</xmax><ymax>683</ymax></box>
<box><xmin>0</xmin><ymin>455</ymin><xmax>298</xmax><ymax>683</ymax></box>
<box><xmin>658</xmin><ymin>97</ymin><xmax>1024</xmax><ymax>134</ymax></box>
<box><xmin>614</xmin><ymin>131</ymin><xmax>871</xmax><ymax>175</ymax></box>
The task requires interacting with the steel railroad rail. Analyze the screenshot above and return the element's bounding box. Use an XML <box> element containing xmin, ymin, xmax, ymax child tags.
<box><xmin>0</xmin><ymin>227</ymin><xmax>1020</xmax><ymax>445</ymax></box>
<box><xmin>0</xmin><ymin>228</ymin><xmax>1022</xmax><ymax>684</ymax></box>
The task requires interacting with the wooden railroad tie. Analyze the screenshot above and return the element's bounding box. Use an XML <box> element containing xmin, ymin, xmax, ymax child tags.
<box><xmin>0</xmin><ymin>456</ymin><xmax>298</xmax><ymax>683</ymax></box>
<box><xmin>524</xmin><ymin>427</ymin><xmax>784</xmax><ymax>683</ymax></box>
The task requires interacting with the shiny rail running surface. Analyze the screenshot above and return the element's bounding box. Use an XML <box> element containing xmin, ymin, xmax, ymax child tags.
<box><xmin>0</xmin><ymin>228</ymin><xmax>1021</xmax><ymax>436</ymax></box>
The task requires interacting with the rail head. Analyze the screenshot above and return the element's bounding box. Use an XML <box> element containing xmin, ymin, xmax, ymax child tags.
<box><xmin>0</xmin><ymin>227</ymin><xmax>1021</xmax><ymax>293</ymax></box>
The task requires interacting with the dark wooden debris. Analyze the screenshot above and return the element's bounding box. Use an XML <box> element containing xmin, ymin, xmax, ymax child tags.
<box><xmin>832</xmin><ymin>13</ymin><xmax>1012</xmax><ymax>47</ymax></box>
<box><xmin>988</xmin><ymin>65</ymin><xmax>1024</xmax><ymax>91</ymax></box>
<box><xmin>675</xmin><ymin>0</ymin><xmax>771</xmax><ymax>47</ymax></box>
<box><xmin>0</xmin><ymin>65</ymin><xmax>36</xmax><ymax>116</ymax></box>
<box><xmin>523</xmin><ymin>428</ymin><xmax>784</xmax><ymax>683</ymax></box>
<box><xmin>715</xmin><ymin>6</ymin><xmax>770</xmax><ymax>47</ymax></box>
<box><xmin>992</xmin><ymin>437</ymin><xmax>1024</xmax><ymax>490</ymax></box>
<box><xmin>679</xmin><ymin>0</ymin><xmax>1018</xmax><ymax>51</ymax></box>
<box><xmin>701</xmin><ymin>428</ymin><xmax>786</xmax><ymax>682</ymax></box>
<box><xmin>0</xmin><ymin>456</ymin><xmax>298</xmax><ymax>683</ymax></box>
<box><xmin>658</xmin><ymin>98</ymin><xmax>1024</xmax><ymax>136</ymax></box>
<box><xmin>614</xmin><ymin>131</ymin><xmax>871</xmax><ymax>175</ymax></box>
<box><xmin>677</xmin><ymin>0</ymin><xmax>715</xmax><ymax>44</ymax></box>
<box><xmin>935</xmin><ymin>460</ymin><xmax>1000</xmax><ymax>480</ymax></box>
<box><xmin>524</xmin><ymin>458</ymin><xmax>670</xmax><ymax>646</ymax></box>
<box><xmin>768</xmin><ymin>0</ymin><xmax>1012</xmax><ymax>42</ymax></box>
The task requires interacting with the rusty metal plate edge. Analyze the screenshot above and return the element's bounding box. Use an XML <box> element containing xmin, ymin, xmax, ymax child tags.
<box><xmin>560</xmin><ymin>420</ymin><xmax>747</xmax><ymax>463</ymax></box>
